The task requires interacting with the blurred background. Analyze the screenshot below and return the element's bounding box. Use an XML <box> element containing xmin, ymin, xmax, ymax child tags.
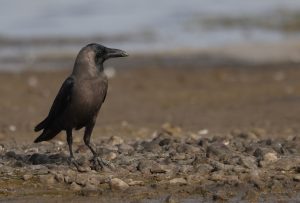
<box><xmin>1</xmin><ymin>0</ymin><xmax>300</xmax><ymax>143</ymax></box>
<box><xmin>1</xmin><ymin>0</ymin><xmax>300</xmax><ymax>70</ymax></box>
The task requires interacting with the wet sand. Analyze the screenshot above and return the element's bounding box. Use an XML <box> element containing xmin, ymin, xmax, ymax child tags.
<box><xmin>0</xmin><ymin>54</ymin><xmax>300</xmax><ymax>202</ymax></box>
<box><xmin>1</xmin><ymin>57</ymin><xmax>300</xmax><ymax>141</ymax></box>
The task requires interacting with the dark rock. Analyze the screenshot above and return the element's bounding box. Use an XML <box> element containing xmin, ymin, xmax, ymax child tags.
<box><xmin>140</xmin><ymin>141</ymin><xmax>161</xmax><ymax>153</ymax></box>
<box><xmin>29</xmin><ymin>153</ymin><xmax>50</xmax><ymax>165</ymax></box>
<box><xmin>160</xmin><ymin>138</ymin><xmax>172</xmax><ymax>147</ymax></box>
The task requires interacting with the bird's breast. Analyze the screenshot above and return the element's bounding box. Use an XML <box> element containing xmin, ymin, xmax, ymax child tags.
<box><xmin>66</xmin><ymin>77</ymin><xmax>107</xmax><ymax>126</ymax></box>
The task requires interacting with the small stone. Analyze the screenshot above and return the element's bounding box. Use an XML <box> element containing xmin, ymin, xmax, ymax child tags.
<box><xmin>263</xmin><ymin>152</ymin><xmax>278</xmax><ymax>162</ymax></box>
<box><xmin>8</xmin><ymin>125</ymin><xmax>16</xmax><ymax>132</ymax></box>
<box><xmin>165</xmin><ymin>195</ymin><xmax>179</xmax><ymax>203</ymax></box>
<box><xmin>105</xmin><ymin>152</ymin><xmax>117</xmax><ymax>161</ymax></box>
<box><xmin>260</xmin><ymin>152</ymin><xmax>278</xmax><ymax>168</ymax></box>
<box><xmin>108</xmin><ymin>136</ymin><xmax>124</xmax><ymax>146</ymax></box>
<box><xmin>270</xmin><ymin>157</ymin><xmax>300</xmax><ymax>171</ymax></box>
<box><xmin>86</xmin><ymin>176</ymin><xmax>101</xmax><ymax>186</ymax></box>
<box><xmin>189</xmin><ymin>133</ymin><xmax>201</xmax><ymax>141</ymax></box>
<box><xmin>195</xmin><ymin>164</ymin><xmax>214</xmax><ymax>174</ymax></box>
<box><xmin>210</xmin><ymin>172</ymin><xmax>226</xmax><ymax>181</ymax></box>
<box><xmin>118</xmin><ymin>144</ymin><xmax>134</xmax><ymax>154</ymax></box>
<box><xmin>109</xmin><ymin>178</ymin><xmax>129</xmax><ymax>191</ymax></box>
<box><xmin>293</xmin><ymin>174</ymin><xmax>300</xmax><ymax>182</ymax></box>
<box><xmin>249</xmin><ymin>170</ymin><xmax>264</xmax><ymax>189</ymax></box>
<box><xmin>22</xmin><ymin>174</ymin><xmax>33</xmax><ymax>181</ymax></box>
<box><xmin>169</xmin><ymin>178</ymin><xmax>187</xmax><ymax>185</ymax></box>
<box><xmin>39</xmin><ymin>174</ymin><xmax>56</xmax><ymax>185</ymax></box>
<box><xmin>70</xmin><ymin>182</ymin><xmax>82</xmax><ymax>191</ymax></box>
<box><xmin>239</xmin><ymin>156</ymin><xmax>257</xmax><ymax>169</ymax></box>
<box><xmin>55</xmin><ymin>173</ymin><xmax>64</xmax><ymax>183</ymax></box>
<box><xmin>198</xmin><ymin>129</ymin><xmax>209</xmax><ymax>135</ymax></box>
<box><xmin>161</xmin><ymin>123</ymin><xmax>182</xmax><ymax>135</ymax></box>
<box><xmin>137</xmin><ymin>160</ymin><xmax>156</xmax><ymax>173</ymax></box>
<box><xmin>84</xmin><ymin>183</ymin><xmax>98</xmax><ymax>191</ymax></box>
<box><xmin>64</xmin><ymin>176</ymin><xmax>75</xmax><ymax>184</ymax></box>
<box><xmin>150</xmin><ymin>164</ymin><xmax>167</xmax><ymax>174</ymax></box>
<box><xmin>127</xmin><ymin>179</ymin><xmax>144</xmax><ymax>186</ymax></box>
<box><xmin>76</xmin><ymin>174</ymin><xmax>88</xmax><ymax>186</ymax></box>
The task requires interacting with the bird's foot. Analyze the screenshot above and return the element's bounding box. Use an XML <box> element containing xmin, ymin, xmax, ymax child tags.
<box><xmin>91</xmin><ymin>156</ymin><xmax>114</xmax><ymax>171</ymax></box>
<box><xmin>68</xmin><ymin>157</ymin><xmax>88</xmax><ymax>172</ymax></box>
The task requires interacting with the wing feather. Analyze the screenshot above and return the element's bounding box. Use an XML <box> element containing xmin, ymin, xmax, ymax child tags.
<box><xmin>34</xmin><ymin>77</ymin><xmax>74</xmax><ymax>131</ymax></box>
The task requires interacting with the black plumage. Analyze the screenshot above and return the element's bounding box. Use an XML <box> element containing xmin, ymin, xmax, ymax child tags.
<box><xmin>34</xmin><ymin>43</ymin><xmax>128</xmax><ymax>170</ymax></box>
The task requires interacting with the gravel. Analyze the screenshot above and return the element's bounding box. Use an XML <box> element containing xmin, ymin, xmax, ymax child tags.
<box><xmin>0</xmin><ymin>130</ymin><xmax>299</xmax><ymax>201</ymax></box>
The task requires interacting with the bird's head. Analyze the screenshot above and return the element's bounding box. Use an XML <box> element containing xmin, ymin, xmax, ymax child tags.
<box><xmin>89</xmin><ymin>43</ymin><xmax>128</xmax><ymax>64</ymax></box>
<box><xmin>73</xmin><ymin>43</ymin><xmax>128</xmax><ymax>76</ymax></box>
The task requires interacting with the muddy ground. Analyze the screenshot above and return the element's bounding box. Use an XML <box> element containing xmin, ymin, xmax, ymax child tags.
<box><xmin>0</xmin><ymin>54</ymin><xmax>300</xmax><ymax>202</ymax></box>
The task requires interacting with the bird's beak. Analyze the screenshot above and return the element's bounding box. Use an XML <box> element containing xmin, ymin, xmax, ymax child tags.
<box><xmin>105</xmin><ymin>47</ymin><xmax>129</xmax><ymax>59</ymax></box>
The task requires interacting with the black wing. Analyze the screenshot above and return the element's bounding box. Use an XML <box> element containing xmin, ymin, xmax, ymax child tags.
<box><xmin>34</xmin><ymin>77</ymin><xmax>74</xmax><ymax>132</ymax></box>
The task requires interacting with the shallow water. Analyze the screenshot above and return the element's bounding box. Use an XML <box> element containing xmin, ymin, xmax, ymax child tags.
<box><xmin>1</xmin><ymin>0</ymin><xmax>300</xmax><ymax>50</ymax></box>
<box><xmin>1</xmin><ymin>1</ymin><xmax>300</xmax><ymax>71</ymax></box>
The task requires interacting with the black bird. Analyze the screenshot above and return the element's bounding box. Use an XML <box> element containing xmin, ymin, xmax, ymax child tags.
<box><xmin>34</xmin><ymin>43</ymin><xmax>128</xmax><ymax>170</ymax></box>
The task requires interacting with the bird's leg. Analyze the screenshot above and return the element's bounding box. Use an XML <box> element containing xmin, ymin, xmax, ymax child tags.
<box><xmin>84</xmin><ymin>122</ymin><xmax>113</xmax><ymax>171</ymax></box>
<box><xmin>66</xmin><ymin>129</ymin><xmax>80</xmax><ymax>170</ymax></box>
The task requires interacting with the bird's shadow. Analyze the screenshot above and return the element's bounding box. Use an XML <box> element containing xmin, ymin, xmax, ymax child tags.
<box><xmin>4</xmin><ymin>151</ymin><xmax>70</xmax><ymax>166</ymax></box>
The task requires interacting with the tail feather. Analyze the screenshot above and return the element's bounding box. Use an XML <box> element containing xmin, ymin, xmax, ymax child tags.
<box><xmin>34</xmin><ymin>118</ymin><xmax>49</xmax><ymax>132</ymax></box>
<box><xmin>34</xmin><ymin>128</ymin><xmax>61</xmax><ymax>143</ymax></box>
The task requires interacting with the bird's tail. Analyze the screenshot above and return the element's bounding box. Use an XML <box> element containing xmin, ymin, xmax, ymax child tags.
<box><xmin>34</xmin><ymin>118</ymin><xmax>49</xmax><ymax>132</ymax></box>
<box><xmin>34</xmin><ymin>128</ymin><xmax>61</xmax><ymax>143</ymax></box>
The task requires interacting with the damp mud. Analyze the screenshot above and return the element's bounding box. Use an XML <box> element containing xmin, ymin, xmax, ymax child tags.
<box><xmin>0</xmin><ymin>54</ymin><xmax>300</xmax><ymax>202</ymax></box>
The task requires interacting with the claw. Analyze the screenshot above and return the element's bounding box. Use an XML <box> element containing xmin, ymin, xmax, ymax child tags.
<box><xmin>91</xmin><ymin>156</ymin><xmax>115</xmax><ymax>171</ymax></box>
<box><xmin>68</xmin><ymin>157</ymin><xmax>87</xmax><ymax>172</ymax></box>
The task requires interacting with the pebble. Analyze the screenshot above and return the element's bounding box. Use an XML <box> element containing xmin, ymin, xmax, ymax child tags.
<box><xmin>165</xmin><ymin>195</ymin><xmax>179</xmax><ymax>203</ymax></box>
<box><xmin>127</xmin><ymin>179</ymin><xmax>145</xmax><ymax>186</ymax></box>
<box><xmin>105</xmin><ymin>152</ymin><xmax>117</xmax><ymax>160</ymax></box>
<box><xmin>169</xmin><ymin>178</ymin><xmax>187</xmax><ymax>185</ymax></box>
<box><xmin>70</xmin><ymin>182</ymin><xmax>82</xmax><ymax>191</ymax></box>
<box><xmin>108</xmin><ymin>136</ymin><xmax>124</xmax><ymax>146</ymax></box>
<box><xmin>1</xmin><ymin>127</ymin><xmax>300</xmax><ymax>201</ymax></box>
<box><xmin>8</xmin><ymin>125</ymin><xmax>16</xmax><ymax>132</ymax></box>
<box><xmin>293</xmin><ymin>174</ymin><xmax>300</xmax><ymax>182</ymax></box>
<box><xmin>54</xmin><ymin>173</ymin><xmax>65</xmax><ymax>183</ymax></box>
<box><xmin>109</xmin><ymin>178</ymin><xmax>129</xmax><ymax>191</ymax></box>
<box><xmin>239</xmin><ymin>156</ymin><xmax>257</xmax><ymax>169</ymax></box>
<box><xmin>263</xmin><ymin>152</ymin><xmax>278</xmax><ymax>162</ymax></box>
<box><xmin>84</xmin><ymin>183</ymin><xmax>98</xmax><ymax>191</ymax></box>
<box><xmin>22</xmin><ymin>174</ymin><xmax>33</xmax><ymax>181</ymax></box>
<box><xmin>39</xmin><ymin>174</ymin><xmax>56</xmax><ymax>185</ymax></box>
<box><xmin>150</xmin><ymin>163</ymin><xmax>168</xmax><ymax>174</ymax></box>
<box><xmin>76</xmin><ymin>174</ymin><xmax>89</xmax><ymax>186</ymax></box>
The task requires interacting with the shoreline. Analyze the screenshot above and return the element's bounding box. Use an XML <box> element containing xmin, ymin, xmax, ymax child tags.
<box><xmin>1</xmin><ymin>38</ymin><xmax>300</xmax><ymax>72</ymax></box>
